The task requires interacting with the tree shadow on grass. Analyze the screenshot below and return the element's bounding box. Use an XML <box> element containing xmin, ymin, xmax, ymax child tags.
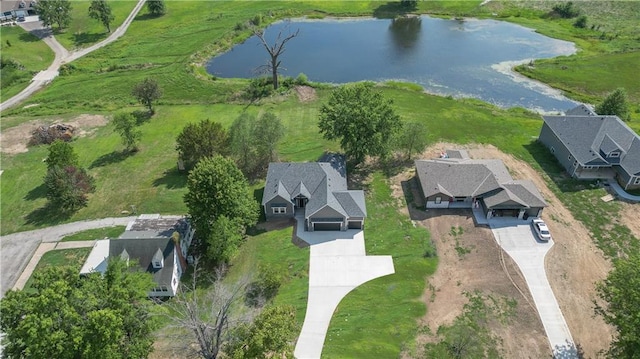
<box><xmin>25</xmin><ymin>202</ymin><xmax>74</xmax><ymax>227</ymax></box>
<box><xmin>24</xmin><ymin>183</ymin><xmax>47</xmax><ymax>201</ymax></box>
<box><xmin>134</xmin><ymin>13</ymin><xmax>163</xmax><ymax>21</ymax></box>
<box><xmin>152</xmin><ymin>168</ymin><xmax>187</xmax><ymax>189</ymax></box>
<box><xmin>523</xmin><ymin>140</ymin><xmax>594</xmax><ymax>193</ymax></box>
<box><xmin>132</xmin><ymin>110</ymin><xmax>152</xmax><ymax>125</ymax></box>
<box><xmin>19</xmin><ymin>30</ymin><xmax>48</xmax><ymax>42</ymax></box>
<box><xmin>89</xmin><ymin>150</ymin><xmax>135</xmax><ymax>169</ymax></box>
<box><xmin>73</xmin><ymin>32</ymin><xmax>107</xmax><ymax>47</ymax></box>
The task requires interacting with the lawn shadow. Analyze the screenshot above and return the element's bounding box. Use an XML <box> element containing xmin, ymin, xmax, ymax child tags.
<box><xmin>73</xmin><ymin>32</ymin><xmax>107</xmax><ymax>47</ymax></box>
<box><xmin>24</xmin><ymin>183</ymin><xmax>47</xmax><ymax>201</ymax></box>
<box><xmin>89</xmin><ymin>150</ymin><xmax>135</xmax><ymax>169</ymax></box>
<box><xmin>373</xmin><ymin>1</ymin><xmax>417</xmax><ymax>19</ymax></box>
<box><xmin>135</xmin><ymin>13</ymin><xmax>163</xmax><ymax>21</ymax></box>
<box><xmin>523</xmin><ymin>140</ymin><xmax>594</xmax><ymax>193</ymax></box>
<box><xmin>25</xmin><ymin>203</ymin><xmax>74</xmax><ymax>227</ymax></box>
<box><xmin>132</xmin><ymin>110</ymin><xmax>152</xmax><ymax>125</ymax></box>
<box><xmin>152</xmin><ymin>168</ymin><xmax>187</xmax><ymax>189</ymax></box>
<box><xmin>20</xmin><ymin>29</ymin><xmax>50</xmax><ymax>42</ymax></box>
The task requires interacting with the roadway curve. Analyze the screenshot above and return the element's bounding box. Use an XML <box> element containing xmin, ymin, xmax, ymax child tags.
<box><xmin>0</xmin><ymin>0</ymin><xmax>146</xmax><ymax>112</ymax></box>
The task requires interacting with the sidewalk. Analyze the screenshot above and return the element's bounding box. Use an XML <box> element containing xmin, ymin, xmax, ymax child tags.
<box><xmin>607</xmin><ymin>180</ymin><xmax>640</xmax><ymax>202</ymax></box>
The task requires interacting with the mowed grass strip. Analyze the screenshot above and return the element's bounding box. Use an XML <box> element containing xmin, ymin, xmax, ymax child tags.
<box><xmin>23</xmin><ymin>248</ymin><xmax>91</xmax><ymax>291</ymax></box>
<box><xmin>60</xmin><ymin>226</ymin><xmax>126</xmax><ymax>242</ymax></box>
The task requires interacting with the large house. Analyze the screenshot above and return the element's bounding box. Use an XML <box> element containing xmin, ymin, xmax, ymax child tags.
<box><xmin>539</xmin><ymin>104</ymin><xmax>640</xmax><ymax>190</ymax></box>
<box><xmin>80</xmin><ymin>214</ymin><xmax>194</xmax><ymax>298</ymax></box>
<box><xmin>261</xmin><ymin>155</ymin><xmax>366</xmax><ymax>231</ymax></box>
<box><xmin>415</xmin><ymin>150</ymin><xmax>547</xmax><ymax>219</ymax></box>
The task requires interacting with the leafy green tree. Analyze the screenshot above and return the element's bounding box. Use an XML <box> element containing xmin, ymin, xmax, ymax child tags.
<box><xmin>573</xmin><ymin>15</ymin><xmax>587</xmax><ymax>28</ymax></box>
<box><xmin>318</xmin><ymin>82</ymin><xmax>402</xmax><ymax>165</ymax></box>
<box><xmin>45</xmin><ymin>139</ymin><xmax>79</xmax><ymax>169</ymax></box>
<box><xmin>88</xmin><ymin>0</ymin><xmax>115</xmax><ymax>33</ymax></box>
<box><xmin>35</xmin><ymin>0</ymin><xmax>72</xmax><ymax>29</ymax></box>
<box><xmin>254</xmin><ymin>112</ymin><xmax>285</xmax><ymax>163</ymax></box>
<box><xmin>184</xmin><ymin>156</ymin><xmax>258</xmax><ymax>260</ymax></box>
<box><xmin>112</xmin><ymin>112</ymin><xmax>142</xmax><ymax>152</ymax></box>
<box><xmin>396</xmin><ymin>121</ymin><xmax>429</xmax><ymax>159</ymax></box>
<box><xmin>595</xmin><ymin>88</ymin><xmax>631</xmax><ymax>121</ymax></box>
<box><xmin>146</xmin><ymin>0</ymin><xmax>166</xmax><ymax>16</ymax></box>
<box><xmin>175</xmin><ymin>119</ymin><xmax>229</xmax><ymax>170</ymax></box>
<box><xmin>132</xmin><ymin>78</ymin><xmax>163</xmax><ymax>114</ymax></box>
<box><xmin>595</xmin><ymin>254</ymin><xmax>640</xmax><ymax>358</ymax></box>
<box><xmin>552</xmin><ymin>1</ymin><xmax>580</xmax><ymax>18</ymax></box>
<box><xmin>0</xmin><ymin>261</ymin><xmax>156</xmax><ymax>359</ymax></box>
<box><xmin>206</xmin><ymin>215</ymin><xmax>244</xmax><ymax>264</ymax></box>
<box><xmin>229</xmin><ymin>112</ymin><xmax>257</xmax><ymax>175</ymax></box>
<box><xmin>228</xmin><ymin>305</ymin><xmax>297</xmax><ymax>359</ymax></box>
<box><xmin>44</xmin><ymin>165</ymin><xmax>95</xmax><ymax>211</ymax></box>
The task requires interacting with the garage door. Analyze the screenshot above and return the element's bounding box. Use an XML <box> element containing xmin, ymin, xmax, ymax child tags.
<box><xmin>313</xmin><ymin>222</ymin><xmax>341</xmax><ymax>231</ymax></box>
<box><xmin>348</xmin><ymin>221</ymin><xmax>362</xmax><ymax>229</ymax></box>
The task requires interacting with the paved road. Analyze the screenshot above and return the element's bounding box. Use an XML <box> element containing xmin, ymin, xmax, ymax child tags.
<box><xmin>0</xmin><ymin>217</ymin><xmax>136</xmax><ymax>297</ymax></box>
<box><xmin>0</xmin><ymin>0</ymin><xmax>146</xmax><ymax>112</ymax></box>
<box><xmin>490</xmin><ymin>218</ymin><xmax>578</xmax><ymax>359</ymax></box>
<box><xmin>292</xmin><ymin>217</ymin><xmax>395</xmax><ymax>359</ymax></box>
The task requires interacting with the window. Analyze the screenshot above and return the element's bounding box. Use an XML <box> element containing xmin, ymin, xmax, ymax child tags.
<box><xmin>568</xmin><ymin>155</ymin><xmax>572</xmax><ymax>160</ymax></box>
<box><xmin>550</xmin><ymin>147</ymin><xmax>555</xmax><ymax>154</ymax></box>
<box><xmin>635</xmin><ymin>177</ymin><xmax>640</xmax><ymax>185</ymax></box>
<box><xmin>435</xmin><ymin>197</ymin><xmax>442</xmax><ymax>204</ymax></box>
<box><xmin>609</xmin><ymin>151</ymin><xmax>620</xmax><ymax>158</ymax></box>
<box><xmin>272</xmin><ymin>207</ymin><xmax>286</xmax><ymax>214</ymax></box>
<box><xmin>154</xmin><ymin>261</ymin><xmax>162</xmax><ymax>268</ymax></box>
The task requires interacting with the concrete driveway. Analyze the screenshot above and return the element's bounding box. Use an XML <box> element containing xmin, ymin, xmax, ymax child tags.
<box><xmin>293</xmin><ymin>217</ymin><xmax>395</xmax><ymax>359</ymax></box>
<box><xmin>490</xmin><ymin>218</ymin><xmax>577</xmax><ymax>358</ymax></box>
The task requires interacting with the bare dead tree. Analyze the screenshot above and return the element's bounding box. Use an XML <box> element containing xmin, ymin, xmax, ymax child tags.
<box><xmin>161</xmin><ymin>260</ymin><xmax>255</xmax><ymax>359</ymax></box>
<box><xmin>252</xmin><ymin>24</ymin><xmax>300</xmax><ymax>90</ymax></box>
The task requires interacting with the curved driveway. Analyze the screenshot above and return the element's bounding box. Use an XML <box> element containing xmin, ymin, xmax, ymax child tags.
<box><xmin>0</xmin><ymin>0</ymin><xmax>146</xmax><ymax>112</ymax></box>
<box><xmin>0</xmin><ymin>217</ymin><xmax>136</xmax><ymax>297</ymax></box>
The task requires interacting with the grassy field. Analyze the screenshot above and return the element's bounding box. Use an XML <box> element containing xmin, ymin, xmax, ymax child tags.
<box><xmin>0</xmin><ymin>26</ymin><xmax>55</xmax><ymax>101</ymax></box>
<box><xmin>60</xmin><ymin>225</ymin><xmax>125</xmax><ymax>242</ymax></box>
<box><xmin>22</xmin><ymin>248</ymin><xmax>91</xmax><ymax>290</ymax></box>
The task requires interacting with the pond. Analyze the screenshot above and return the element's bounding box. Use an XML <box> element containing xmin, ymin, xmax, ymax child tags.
<box><xmin>206</xmin><ymin>16</ymin><xmax>577</xmax><ymax>113</ymax></box>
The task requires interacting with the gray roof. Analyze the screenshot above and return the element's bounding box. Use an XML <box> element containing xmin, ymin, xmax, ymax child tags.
<box><xmin>445</xmin><ymin>149</ymin><xmax>470</xmax><ymax>159</ymax></box>
<box><xmin>415</xmin><ymin>157</ymin><xmax>547</xmax><ymax>208</ymax></box>
<box><xmin>122</xmin><ymin>216</ymin><xmax>189</xmax><ymax>239</ymax></box>
<box><xmin>565</xmin><ymin>104</ymin><xmax>596</xmax><ymax>116</ymax></box>
<box><xmin>109</xmin><ymin>238</ymin><xmax>175</xmax><ymax>287</ymax></box>
<box><xmin>542</xmin><ymin>106</ymin><xmax>640</xmax><ymax>175</ymax></box>
<box><xmin>262</xmin><ymin>156</ymin><xmax>366</xmax><ymax>219</ymax></box>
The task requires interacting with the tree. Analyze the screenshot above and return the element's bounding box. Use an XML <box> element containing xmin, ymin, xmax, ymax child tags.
<box><xmin>573</xmin><ymin>15</ymin><xmax>587</xmax><ymax>29</ymax></box>
<box><xmin>44</xmin><ymin>165</ymin><xmax>96</xmax><ymax>211</ymax></box>
<box><xmin>318</xmin><ymin>82</ymin><xmax>402</xmax><ymax>165</ymax></box>
<box><xmin>254</xmin><ymin>112</ymin><xmax>285</xmax><ymax>163</ymax></box>
<box><xmin>229</xmin><ymin>113</ymin><xmax>257</xmax><ymax>175</ymax></box>
<box><xmin>253</xmin><ymin>25</ymin><xmax>299</xmax><ymax>90</ymax></box>
<box><xmin>396</xmin><ymin>121</ymin><xmax>429</xmax><ymax>159</ymax></box>
<box><xmin>552</xmin><ymin>1</ymin><xmax>580</xmax><ymax>18</ymax></box>
<box><xmin>595</xmin><ymin>254</ymin><xmax>640</xmax><ymax>358</ymax></box>
<box><xmin>35</xmin><ymin>0</ymin><xmax>72</xmax><ymax>30</ymax></box>
<box><xmin>206</xmin><ymin>215</ymin><xmax>245</xmax><ymax>265</ymax></box>
<box><xmin>88</xmin><ymin>0</ymin><xmax>115</xmax><ymax>33</ymax></box>
<box><xmin>132</xmin><ymin>78</ymin><xmax>163</xmax><ymax>114</ymax></box>
<box><xmin>146</xmin><ymin>0</ymin><xmax>166</xmax><ymax>16</ymax></box>
<box><xmin>112</xmin><ymin>112</ymin><xmax>142</xmax><ymax>152</ymax></box>
<box><xmin>184</xmin><ymin>156</ymin><xmax>258</xmax><ymax>259</ymax></box>
<box><xmin>0</xmin><ymin>261</ymin><xmax>156</xmax><ymax>359</ymax></box>
<box><xmin>45</xmin><ymin>139</ymin><xmax>79</xmax><ymax>169</ymax></box>
<box><xmin>595</xmin><ymin>88</ymin><xmax>631</xmax><ymax>121</ymax></box>
<box><xmin>227</xmin><ymin>305</ymin><xmax>297</xmax><ymax>359</ymax></box>
<box><xmin>176</xmin><ymin>119</ymin><xmax>229</xmax><ymax>170</ymax></box>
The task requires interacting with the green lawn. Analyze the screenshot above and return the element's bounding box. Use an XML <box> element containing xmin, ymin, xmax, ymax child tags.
<box><xmin>60</xmin><ymin>226</ymin><xmax>126</xmax><ymax>242</ymax></box>
<box><xmin>23</xmin><ymin>248</ymin><xmax>91</xmax><ymax>290</ymax></box>
<box><xmin>0</xmin><ymin>26</ymin><xmax>55</xmax><ymax>102</ymax></box>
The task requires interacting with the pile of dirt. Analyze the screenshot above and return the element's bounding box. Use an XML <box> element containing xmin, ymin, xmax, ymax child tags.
<box><xmin>294</xmin><ymin>85</ymin><xmax>317</xmax><ymax>103</ymax></box>
<box><xmin>0</xmin><ymin>114</ymin><xmax>109</xmax><ymax>155</ymax></box>
<box><xmin>394</xmin><ymin>142</ymin><xmax>614</xmax><ymax>357</ymax></box>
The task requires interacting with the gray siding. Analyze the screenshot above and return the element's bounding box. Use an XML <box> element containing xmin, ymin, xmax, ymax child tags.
<box><xmin>309</xmin><ymin>206</ymin><xmax>346</xmax><ymax>222</ymax></box>
<box><xmin>539</xmin><ymin>124</ymin><xmax>576</xmax><ymax>177</ymax></box>
<box><xmin>264</xmin><ymin>196</ymin><xmax>294</xmax><ymax>220</ymax></box>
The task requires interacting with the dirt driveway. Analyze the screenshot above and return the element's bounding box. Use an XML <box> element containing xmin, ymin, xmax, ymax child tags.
<box><xmin>391</xmin><ymin>143</ymin><xmax>614</xmax><ymax>358</ymax></box>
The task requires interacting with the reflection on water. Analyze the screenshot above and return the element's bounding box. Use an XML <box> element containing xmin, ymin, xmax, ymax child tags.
<box><xmin>207</xmin><ymin>16</ymin><xmax>577</xmax><ymax>112</ymax></box>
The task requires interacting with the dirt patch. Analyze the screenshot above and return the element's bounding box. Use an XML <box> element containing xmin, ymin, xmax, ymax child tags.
<box><xmin>619</xmin><ymin>201</ymin><xmax>640</xmax><ymax>239</ymax></box>
<box><xmin>397</xmin><ymin>142</ymin><xmax>614</xmax><ymax>357</ymax></box>
<box><xmin>294</xmin><ymin>85</ymin><xmax>317</xmax><ymax>103</ymax></box>
<box><xmin>0</xmin><ymin>114</ymin><xmax>109</xmax><ymax>155</ymax></box>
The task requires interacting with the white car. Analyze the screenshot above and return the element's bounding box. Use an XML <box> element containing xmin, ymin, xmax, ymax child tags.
<box><xmin>531</xmin><ymin>218</ymin><xmax>551</xmax><ymax>241</ymax></box>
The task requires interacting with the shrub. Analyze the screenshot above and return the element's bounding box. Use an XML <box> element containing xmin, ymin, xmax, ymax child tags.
<box><xmin>245</xmin><ymin>77</ymin><xmax>273</xmax><ymax>100</ymax></box>
<box><xmin>245</xmin><ymin>266</ymin><xmax>283</xmax><ymax>307</ymax></box>
<box><xmin>294</xmin><ymin>73</ymin><xmax>309</xmax><ymax>86</ymax></box>
<box><xmin>573</xmin><ymin>15</ymin><xmax>587</xmax><ymax>28</ymax></box>
<box><xmin>44</xmin><ymin>165</ymin><xmax>96</xmax><ymax>211</ymax></box>
<box><xmin>552</xmin><ymin>1</ymin><xmax>580</xmax><ymax>18</ymax></box>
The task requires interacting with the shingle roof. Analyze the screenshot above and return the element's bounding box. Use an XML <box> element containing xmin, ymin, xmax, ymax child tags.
<box><xmin>542</xmin><ymin>105</ymin><xmax>640</xmax><ymax>175</ymax></box>
<box><xmin>565</xmin><ymin>103</ymin><xmax>596</xmax><ymax>116</ymax></box>
<box><xmin>109</xmin><ymin>238</ymin><xmax>175</xmax><ymax>287</ymax></box>
<box><xmin>415</xmin><ymin>157</ymin><xmax>547</xmax><ymax>208</ymax></box>
<box><xmin>262</xmin><ymin>156</ymin><xmax>366</xmax><ymax>220</ymax></box>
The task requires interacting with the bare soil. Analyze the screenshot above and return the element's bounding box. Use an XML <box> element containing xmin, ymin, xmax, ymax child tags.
<box><xmin>0</xmin><ymin>114</ymin><xmax>108</xmax><ymax>155</ymax></box>
<box><xmin>393</xmin><ymin>142</ymin><xmax>614</xmax><ymax>358</ymax></box>
<box><xmin>294</xmin><ymin>85</ymin><xmax>317</xmax><ymax>103</ymax></box>
<box><xmin>619</xmin><ymin>201</ymin><xmax>640</xmax><ymax>239</ymax></box>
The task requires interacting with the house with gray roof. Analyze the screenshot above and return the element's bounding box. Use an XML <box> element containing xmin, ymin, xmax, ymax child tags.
<box><xmin>415</xmin><ymin>153</ymin><xmax>547</xmax><ymax>219</ymax></box>
<box><xmin>539</xmin><ymin>104</ymin><xmax>640</xmax><ymax>190</ymax></box>
<box><xmin>262</xmin><ymin>155</ymin><xmax>367</xmax><ymax>231</ymax></box>
<box><xmin>80</xmin><ymin>214</ymin><xmax>194</xmax><ymax>297</ymax></box>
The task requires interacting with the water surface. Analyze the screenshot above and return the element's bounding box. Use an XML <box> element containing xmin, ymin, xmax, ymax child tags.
<box><xmin>207</xmin><ymin>16</ymin><xmax>577</xmax><ymax>112</ymax></box>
